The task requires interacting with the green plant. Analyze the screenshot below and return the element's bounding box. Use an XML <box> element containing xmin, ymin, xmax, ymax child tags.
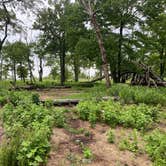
<box><xmin>76</xmin><ymin>99</ymin><xmax>159</xmax><ymax>130</ymax></box>
<box><xmin>107</xmin><ymin>129</ymin><xmax>115</xmax><ymax>143</ymax></box>
<box><xmin>52</xmin><ymin>108</ymin><xmax>67</xmax><ymax>128</ymax></box>
<box><xmin>0</xmin><ymin>94</ymin><xmax>56</xmax><ymax>166</ymax></box>
<box><xmin>145</xmin><ymin>130</ymin><xmax>166</xmax><ymax>165</ymax></box>
<box><xmin>0</xmin><ymin>138</ymin><xmax>20</xmax><ymax>166</ymax></box>
<box><xmin>84</xmin><ymin>130</ymin><xmax>91</xmax><ymax>137</ymax></box>
<box><xmin>32</xmin><ymin>93</ymin><xmax>40</xmax><ymax>105</ymax></box>
<box><xmin>120</xmin><ymin>104</ymin><xmax>159</xmax><ymax>130</ymax></box>
<box><xmin>109</xmin><ymin>84</ymin><xmax>166</xmax><ymax>106</ymax></box>
<box><xmin>0</xmin><ymin>96</ymin><xmax>8</xmax><ymax>106</ymax></box>
<box><xmin>119</xmin><ymin>130</ymin><xmax>139</xmax><ymax>153</ymax></box>
<box><xmin>100</xmin><ymin>100</ymin><xmax>122</xmax><ymax>127</ymax></box>
<box><xmin>77</xmin><ymin>100</ymin><xmax>100</xmax><ymax>126</ymax></box>
<box><xmin>82</xmin><ymin>147</ymin><xmax>93</xmax><ymax>159</ymax></box>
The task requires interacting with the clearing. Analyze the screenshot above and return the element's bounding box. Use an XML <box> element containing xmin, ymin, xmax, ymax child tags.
<box><xmin>47</xmin><ymin>111</ymin><xmax>152</xmax><ymax>166</ymax></box>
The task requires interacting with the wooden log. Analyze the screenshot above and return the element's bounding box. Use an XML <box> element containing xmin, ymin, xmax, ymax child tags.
<box><xmin>91</xmin><ymin>74</ymin><xmax>112</xmax><ymax>83</ymax></box>
<box><xmin>41</xmin><ymin>99</ymin><xmax>81</xmax><ymax>106</ymax></box>
<box><xmin>9</xmin><ymin>85</ymin><xmax>72</xmax><ymax>91</ymax></box>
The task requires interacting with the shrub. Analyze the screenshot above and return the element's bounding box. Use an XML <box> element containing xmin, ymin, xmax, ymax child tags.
<box><xmin>145</xmin><ymin>130</ymin><xmax>166</xmax><ymax>166</ymax></box>
<box><xmin>52</xmin><ymin>108</ymin><xmax>67</xmax><ymax>128</ymax></box>
<box><xmin>100</xmin><ymin>100</ymin><xmax>122</xmax><ymax>127</ymax></box>
<box><xmin>1</xmin><ymin>101</ymin><xmax>54</xmax><ymax>165</ymax></box>
<box><xmin>109</xmin><ymin>84</ymin><xmax>166</xmax><ymax>106</ymax></box>
<box><xmin>120</xmin><ymin>104</ymin><xmax>158</xmax><ymax>130</ymax></box>
<box><xmin>119</xmin><ymin>129</ymin><xmax>139</xmax><ymax>153</ymax></box>
<box><xmin>76</xmin><ymin>100</ymin><xmax>160</xmax><ymax>130</ymax></box>
<box><xmin>77</xmin><ymin>100</ymin><xmax>100</xmax><ymax>126</ymax></box>
<box><xmin>0</xmin><ymin>96</ymin><xmax>8</xmax><ymax>107</ymax></box>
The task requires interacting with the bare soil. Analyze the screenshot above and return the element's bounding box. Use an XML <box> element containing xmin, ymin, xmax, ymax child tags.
<box><xmin>47</xmin><ymin>115</ymin><xmax>152</xmax><ymax>166</ymax></box>
<box><xmin>33</xmin><ymin>88</ymin><xmax>81</xmax><ymax>100</ymax></box>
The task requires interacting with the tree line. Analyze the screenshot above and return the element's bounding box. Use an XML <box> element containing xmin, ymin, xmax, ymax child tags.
<box><xmin>0</xmin><ymin>0</ymin><xmax>166</xmax><ymax>87</ymax></box>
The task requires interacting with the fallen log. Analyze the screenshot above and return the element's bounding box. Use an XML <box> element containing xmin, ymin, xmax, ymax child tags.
<box><xmin>131</xmin><ymin>62</ymin><xmax>166</xmax><ymax>87</ymax></box>
<box><xmin>9</xmin><ymin>85</ymin><xmax>72</xmax><ymax>91</ymax></box>
<box><xmin>91</xmin><ymin>74</ymin><xmax>112</xmax><ymax>83</ymax></box>
<box><xmin>41</xmin><ymin>99</ymin><xmax>81</xmax><ymax>106</ymax></box>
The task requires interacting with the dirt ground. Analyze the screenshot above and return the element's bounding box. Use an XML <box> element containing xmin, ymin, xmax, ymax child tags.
<box><xmin>47</xmin><ymin>113</ymin><xmax>152</xmax><ymax>166</ymax></box>
<box><xmin>33</xmin><ymin>88</ymin><xmax>81</xmax><ymax>100</ymax></box>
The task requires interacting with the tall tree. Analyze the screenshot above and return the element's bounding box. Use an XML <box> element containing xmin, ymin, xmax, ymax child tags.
<box><xmin>101</xmin><ymin>0</ymin><xmax>139</xmax><ymax>82</ymax></box>
<box><xmin>79</xmin><ymin>0</ymin><xmax>111</xmax><ymax>87</ymax></box>
<box><xmin>34</xmin><ymin>1</ymin><xmax>69</xmax><ymax>85</ymax></box>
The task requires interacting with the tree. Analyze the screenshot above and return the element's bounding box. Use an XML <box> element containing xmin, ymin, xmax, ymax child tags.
<box><xmin>0</xmin><ymin>0</ymin><xmax>42</xmax><ymax>80</ymax></box>
<box><xmin>101</xmin><ymin>0</ymin><xmax>139</xmax><ymax>83</ymax></box>
<box><xmin>33</xmin><ymin>39</ymin><xmax>46</xmax><ymax>82</ymax></box>
<box><xmin>139</xmin><ymin>0</ymin><xmax>166</xmax><ymax>79</ymax></box>
<box><xmin>3</xmin><ymin>41</ymin><xmax>30</xmax><ymax>85</ymax></box>
<box><xmin>64</xmin><ymin>2</ymin><xmax>87</xmax><ymax>82</ymax></box>
<box><xmin>79</xmin><ymin>0</ymin><xmax>111</xmax><ymax>87</ymax></box>
<box><xmin>34</xmin><ymin>1</ymin><xmax>69</xmax><ymax>85</ymax></box>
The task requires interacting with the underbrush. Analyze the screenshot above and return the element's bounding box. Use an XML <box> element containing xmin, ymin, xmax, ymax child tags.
<box><xmin>109</xmin><ymin>84</ymin><xmax>166</xmax><ymax>106</ymax></box>
<box><xmin>145</xmin><ymin>130</ymin><xmax>166</xmax><ymax>166</ymax></box>
<box><xmin>77</xmin><ymin>100</ymin><xmax>159</xmax><ymax>130</ymax></box>
<box><xmin>0</xmin><ymin>91</ymin><xmax>67</xmax><ymax>166</ymax></box>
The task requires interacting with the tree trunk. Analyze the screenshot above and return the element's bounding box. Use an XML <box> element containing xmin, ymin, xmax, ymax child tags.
<box><xmin>60</xmin><ymin>38</ymin><xmax>66</xmax><ymax>86</ymax></box>
<box><xmin>39</xmin><ymin>57</ymin><xmax>43</xmax><ymax>82</ymax></box>
<box><xmin>74</xmin><ymin>55</ymin><xmax>79</xmax><ymax>82</ymax></box>
<box><xmin>0</xmin><ymin>3</ymin><xmax>10</xmax><ymax>80</ymax></box>
<box><xmin>160</xmin><ymin>48</ymin><xmax>165</xmax><ymax>79</ymax></box>
<box><xmin>91</xmin><ymin>14</ymin><xmax>111</xmax><ymax>88</ymax></box>
<box><xmin>28</xmin><ymin>55</ymin><xmax>35</xmax><ymax>83</ymax></box>
<box><xmin>117</xmin><ymin>21</ymin><xmax>124</xmax><ymax>83</ymax></box>
<box><xmin>13</xmin><ymin>61</ymin><xmax>16</xmax><ymax>86</ymax></box>
<box><xmin>0</xmin><ymin>51</ymin><xmax>3</xmax><ymax>80</ymax></box>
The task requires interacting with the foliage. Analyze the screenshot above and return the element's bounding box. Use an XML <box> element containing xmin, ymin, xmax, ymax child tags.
<box><xmin>0</xmin><ymin>91</ymin><xmax>58</xmax><ymax>166</ymax></box>
<box><xmin>7</xmin><ymin>91</ymin><xmax>40</xmax><ymax>106</ymax></box>
<box><xmin>109</xmin><ymin>84</ymin><xmax>166</xmax><ymax>106</ymax></box>
<box><xmin>119</xmin><ymin>129</ymin><xmax>139</xmax><ymax>153</ymax></box>
<box><xmin>77</xmin><ymin>100</ymin><xmax>100</xmax><ymax>127</ymax></box>
<box><xmin>52</xmin><ymin>108</ymin><xmax>67</xmax><ymax>128</ymax></box>
<box><xmin>77</xmin><ymin>99</ymin><xmax>159</xmax><ymax>130</ymax></box>
<box><xmin>145</xmin><ymin>130</ymin><xmax>166</xmax><ymax>166</ymax></box>
<box><xmin>107</xmin><ymin>129</ymin><xmax>115</xmax><ymax>144</ymax></box>
<box><xmin>82</xmin><ymin>147</ymin><xmax>93</xmax><ymax>159</ymax></box>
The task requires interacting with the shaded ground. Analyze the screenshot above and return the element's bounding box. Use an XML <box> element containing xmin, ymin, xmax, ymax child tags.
<box><xmin>47</xmin><ymin>113</ymin><xmax>152</xmax><ymax>166</ymax></box>
<box><xmin>33</xmin><ymin>88</ymin><xmax>81</xmax><ymax>100</ymax></box>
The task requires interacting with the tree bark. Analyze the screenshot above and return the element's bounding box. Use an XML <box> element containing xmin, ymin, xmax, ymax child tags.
<box><xmin>0</xmin><ymin>3</ymin><xmax>10</xmax><ymax>80</ymax></box>
<box><xmin>59</xmin><ymin>37</ymin><xmax>66</xmax><ymax>86</ymax></box>
<box><xmin>13</xmin><ymin>61</ymin><xmax>16</xmax><ymax>86</ymax></box>
<box><xmin>39</xmin><ymin>57</ymin><xmax>43</xmax><ymax>82</ymax></box>
<box><xmin>74</xmin><ymin>55</ymin><xmax>79</xmax><ymax>82</ymax></box>
<box><xmin>117</xmin><ymin>20</ymin><xmax>124</xmax><ymax>83</ymax></box>
<box><xmin>160</xmin><ymin>48</ymin><xmax>165</xmax><ymax>79</ymax></box>
<box><xmin>91</xmin><ymin>14</ymin><xmax>111</xmax><ymax>88</ymax></box>
<box><xmin>28</xmin><ymin>55</ymin><xmax>35</xmax><ymax>83</ymax></box>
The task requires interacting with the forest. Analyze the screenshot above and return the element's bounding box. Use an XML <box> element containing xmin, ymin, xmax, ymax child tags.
<box><xmin>0</xmin><ymin>0</ymin><xmax>166</xmax><ymax>166</ymax></box>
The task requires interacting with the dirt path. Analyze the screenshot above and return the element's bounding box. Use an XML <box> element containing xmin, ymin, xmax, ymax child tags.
<box><xmin>33</xmin><ymin>88</ymin><xmax>81</xmax><ymax>100</ymax></box>
<box><xmin>47</xmin><ymin>116</ymin><xmax>152</xmax><ymax>166</ymax></box>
